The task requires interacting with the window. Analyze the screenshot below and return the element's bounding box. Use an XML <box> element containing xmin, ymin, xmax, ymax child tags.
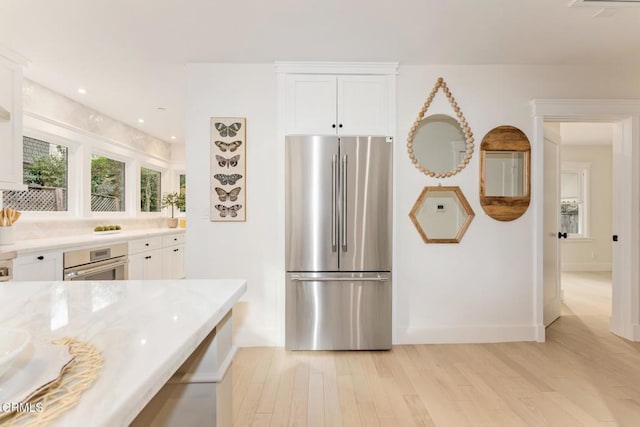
<box><xmin>2</xmin><ymin>136</ymin><xmax>68</xmax><ymax>211</ymax></box>
<box><xmin>91</xmin><ymin>155</ymin><xmax>126</xmax><ymax>212</ymax></box>
<box><xmin>560</xmin><ymin>163</ymin><xmax>590</xmax><ymax>237</ymax></box>
<box><xmin>179</xmin><ymin>174</ymin><xmax>186</xmax><ymax>212</ymax></box>
<box><xmin>140</xmin><ymin>167</ymin><xmax>161</xmax><ymax>212</ymax></box>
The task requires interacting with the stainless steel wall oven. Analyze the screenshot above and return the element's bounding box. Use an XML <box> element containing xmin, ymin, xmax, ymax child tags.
<box><xmin>63</xmin><ymin>243</ymin><xmax>128</xmax><ymax>281</ymax></box>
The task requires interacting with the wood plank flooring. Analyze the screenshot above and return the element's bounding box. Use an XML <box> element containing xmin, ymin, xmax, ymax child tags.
<box><xmin>233</xmin><ymin>272</ymin><xmax>640</xmax><ymax>426</ymax></box>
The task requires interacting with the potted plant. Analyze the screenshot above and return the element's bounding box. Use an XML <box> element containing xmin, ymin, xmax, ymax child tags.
<box><xmin>161</xmin><ymin>192</ymin><xmax>185</xmax><ymax>228</ymax></box>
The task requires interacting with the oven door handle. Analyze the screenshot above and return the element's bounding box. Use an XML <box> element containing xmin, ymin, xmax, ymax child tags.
<box><xmin>64</xmin><ymin>258</ymin><xmax>128</xmax><ymax>280</ymax></box>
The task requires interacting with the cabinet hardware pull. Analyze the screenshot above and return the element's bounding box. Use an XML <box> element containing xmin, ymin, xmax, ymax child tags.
<box><xmin>37</xmin><ymin>256</ymin><xmax>44</xmax><ymax>261</ymax></box>
<box><xmin>145</xmin><ymin>243</ymin><xmax>150</xmax><ymax>246</ymax></box>
<box><xmin>332</xmin><ymin>124</ymin><xmax>336</xmax><ymax>129</ymax></box>
<box><xmin>338</xmin><ymin>124</ymin><xmax>343</xmax><ymax>128</ymax></box>
<box><xmin>145</xmin><ymin>256</ymin><xmax>152</xmax><ymax>260</ymax></box>
<box><xmin>174</xmin><ymin>249</ymin><xmax>179</xmax><ymax>252</ymax></box>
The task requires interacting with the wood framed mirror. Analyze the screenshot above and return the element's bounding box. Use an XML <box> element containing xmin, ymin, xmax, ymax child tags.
<box><xmin>409</xmin><ymin>186</ymin><xmax>475</xmax><ymax>243</ymax></box>
<box><xmin>480</xmin><ymin>125</ymin><xmax>531</xmax><ymax>221</ymax></box>
<box><xmin>407</xmin><ymin>78</ymin><xmax>474</xmax><ymax>178</ymax></box>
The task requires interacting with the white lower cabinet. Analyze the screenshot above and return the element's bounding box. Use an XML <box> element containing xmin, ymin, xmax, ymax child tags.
<box><xmin>13</xmin><ymin>250</ymin><xmax>63</xmax><ymax>281</ymax></box>
<box><xmin>128</xmin><ymin>233</ymin><xmax>185</xmax><ymax>280</ymax></box>
<box><xmin>163</xmin><ymin>245</ymin><xmax>185</xmax><ymax>280</ymax></box>
<box><xmin>128</xmin><ymin>249</ymin><xmax>163</xmax><ymax>280</ymax></box>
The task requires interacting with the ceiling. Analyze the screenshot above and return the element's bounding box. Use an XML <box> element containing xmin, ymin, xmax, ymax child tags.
<box><xmin>1</xmin><ymin>0</ymin><xmax>639</xmax><ymax>144</ymax></box>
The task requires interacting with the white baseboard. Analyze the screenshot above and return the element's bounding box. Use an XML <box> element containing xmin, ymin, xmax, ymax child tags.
<box><xmin>561</xmin><ymin>262</ymin><xmax>611</xmax><ymax>272</ymax></box>
<box><xmin>394</xmin><ymin>325</ymin><xmax>538</xmax><ymax>344</ymax></box>
<box><xmin>633</xmin><ymin>324</ymin><xmax>640</xmax><ymax>342</ymax></box>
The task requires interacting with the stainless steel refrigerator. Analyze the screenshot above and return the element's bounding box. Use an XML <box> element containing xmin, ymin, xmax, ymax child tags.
<box><xmin>285</xmin><ymin>135</ymin><xmax>392</xmax><ymax>350</ymax></box>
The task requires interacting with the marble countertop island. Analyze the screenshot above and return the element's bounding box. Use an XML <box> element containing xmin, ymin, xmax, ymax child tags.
<box><xmin>0</xmin><ymin>279</ymin><xmax>246</xmax><ymax>426</ymax></box>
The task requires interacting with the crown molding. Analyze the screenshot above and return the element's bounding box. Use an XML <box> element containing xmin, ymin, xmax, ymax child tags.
<box><xmin>274</xmin><ymin>61</ymin><xmax>399</xmax><ymax>75</ymax></box>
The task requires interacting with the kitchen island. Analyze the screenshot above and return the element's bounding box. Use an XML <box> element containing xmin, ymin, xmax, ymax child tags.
<box><xmin>0</xmin><ymin>279</ymin><xmax>246</xmax><ymax>426</ymax></box>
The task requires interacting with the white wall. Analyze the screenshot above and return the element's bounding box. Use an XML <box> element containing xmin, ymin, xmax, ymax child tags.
<box><xmin>561</xmin><ymin>145</ymin><xmax>612</xmax><ymax>271</ymax></box>
<box><xmin>186</xmin><ymin>64</ymin><xmax>281</xmax><ymax>346</ymax></box>
<box><xmin>185</xmin><ymin>63</ymin><xmax>640</xmax><ymax>346</ymax></box>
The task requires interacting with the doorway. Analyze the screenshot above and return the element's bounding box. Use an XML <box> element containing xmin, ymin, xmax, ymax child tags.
<box><xmin>545</xmin><ymin>122</ymin><xmax>613</xmax><ymax>324</ymax></box>
<box><xmin>533</xmin><ymin>99</ymin><xmax>640</xmax><ymax>342</ymax></box>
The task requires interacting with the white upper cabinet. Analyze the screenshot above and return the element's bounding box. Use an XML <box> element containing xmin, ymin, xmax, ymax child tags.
<box><xmin>0</xmin><ymin>48</ymin><xmax>27</xmax><ymax>191</ymax></box>
<box><xmin>281</xmin><ymin>63</ymin><xmax>396</xmax><ymax>137</ymax></box>
<box><xmin>337</xmin><ymin>75</ymin><xmax>389</xmax><ymax>136</ymax></box>
<box><xmin>286</xmin><ymin>75</ymin><xmax>337</xmax><ymax>135</ymax></box>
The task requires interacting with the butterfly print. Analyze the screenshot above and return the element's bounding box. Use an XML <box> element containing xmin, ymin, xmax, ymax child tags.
<box><xmin>213</xmin><ymin>173</ymin><xmax>242</xmax><ymax>185</ymax></box>
<box><xmin>216</xmin><ymin>155</ymin><xmax>240</xmax><ymax>168</ymax></box>
<box><xmin>214</xmin><ymin>140</ymin><xmax>242</xmax><ymax>152</ymax></box>
<box><xmin>215</xmin><ymin>204</ymin><xmax>243</xmax><ymax>218</ymax></box>
<box><xmin>215</xmin><ymin>122</ymin><xmax>242</xmax><ymax>137</ymax></box>
<box><xmin>215</xmin><ymin>187</ymin><xmax>241</xmax><ymax>202</ymax></box>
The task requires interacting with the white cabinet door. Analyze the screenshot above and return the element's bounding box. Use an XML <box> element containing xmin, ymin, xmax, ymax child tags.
<box><xmin>337</xmin><ymin>75</ymin><xmax>388</xmax><ymax>136</ymax></box>
<box><xmin>0</xmin><ymin>54</ymin><xmax>25</xmax><ymax>191</ymax></box>
<box><xmin>129</xmin><ymin>249</ymin><xmax>163</xmax><ymax>280</ymax></box>
<box><xmin>128</xmin><ymin>253</ymin><xmax>145</xmax><ymax>280</ymax></box>
<box><xmin>13</xmin><ymin>250</ymin><xmax>62</xmax><ymax>281</ymax></box>
<box><xmin>285</xmin><ymin>74</ymin><xmax>391</xmax><ymax>137</ymax></box>
<box><xmin>163</xmin><ymin>245</ymin><xmax>185</xmax><ymax>280</ymax></box>
<box><xmin>285</xmin><ymin>75</ymin><xmax>337</xmax><ymax>135</ymax></box>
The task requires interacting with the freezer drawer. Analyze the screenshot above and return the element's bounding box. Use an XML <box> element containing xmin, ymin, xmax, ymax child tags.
<box><xmin>285</xmin><ymin>272</ymin><xmax>391</xmax><ymax>350</ymax></box>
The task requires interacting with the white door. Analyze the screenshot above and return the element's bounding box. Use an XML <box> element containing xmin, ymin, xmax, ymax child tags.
<box><xmin>543</xmin><ymin>136</ymin><xmax>561</xmax><ymax>326</ymax></box>
<box><xmin>285</xmin><ymin>74</ymin><xmax>337</xmax><ymax>135</ymax></box>
<box><xmin>337</xmin><ymin>75</ymin><xmax>388</xmax><ymax>136</ymax></box>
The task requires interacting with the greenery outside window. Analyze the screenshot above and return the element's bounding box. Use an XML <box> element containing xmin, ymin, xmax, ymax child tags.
<box><xmin>2</xmin><ymin>137</ymin><xmax>68</xmax><ymax>211</ymax></box>
<box><xmin>91</xmin><ymin>155</ymin><xmax>126</xmax><ymax>212</ymax></box>
<box><xmin>179</xmin><ymin>174</ymin><xmax>186</xmax><ymax>212</ymax></box>
<box><xmin>560</xmin><ymin>163</ymin><xmax>590</xmax><ymax>238</ymax></box>
<box><xmin>141</xmin><ymin>167</ymin><xmax>161</xmax><ymax>212</ymax></box>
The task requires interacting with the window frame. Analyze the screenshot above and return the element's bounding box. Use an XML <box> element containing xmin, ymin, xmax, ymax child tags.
<box><xmin>88</xmin><ymin>150</ymin><xmax>131</xmax><ymax>218</ymax></box>
<box><xmin>560</xmin><ymin>161</ymin><xmax>591</xmax><ymax>239</ymax></box>
<box><xmin>3</xmin><ymin>115</ymin><xmax>182</xmax><ymax>222</ymax></box>
<box><xmin>139</xmin><ymin>164</ymin><xmax>163</xmax><ymax>215</ymax></box>
<box><xmin>2</xmin><ymin>130</ymin><xmax>79</xmax><ymax>219</ymax></box>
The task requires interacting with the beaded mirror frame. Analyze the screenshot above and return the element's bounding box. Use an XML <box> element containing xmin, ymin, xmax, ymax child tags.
<box><xmin>407</xmin><ymin>77</ymin><xmax>475</xmax><ymax>178</ymax></box>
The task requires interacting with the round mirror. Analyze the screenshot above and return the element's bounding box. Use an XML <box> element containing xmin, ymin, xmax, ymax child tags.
<box><xmin>407</xmin><ymin>78</ymin><xmax>474</xmax><ymax>178</ymax></box>
<box><xmin>411</xmin><ymin>115</ymin><xmax>468</xmax><ymax>175</ymax></box>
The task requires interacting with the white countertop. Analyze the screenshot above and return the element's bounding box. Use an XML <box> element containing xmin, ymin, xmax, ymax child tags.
<box><xmin>0</xmin><ymin>279</ymin><xmax>246</xmax><ymax>426</ymax></box>
<box><xmin>0</xmin><ymin>228</ymin><xmax>185</xmax><ymax>257</ymax></box>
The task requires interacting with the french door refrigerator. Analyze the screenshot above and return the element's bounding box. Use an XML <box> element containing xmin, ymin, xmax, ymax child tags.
<box><xmin>285</xmin><ymin>135</ymin><xmax>392</xmax><ymax>350</ymax></box>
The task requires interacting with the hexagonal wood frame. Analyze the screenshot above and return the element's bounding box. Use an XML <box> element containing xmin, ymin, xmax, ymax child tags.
<box><xmin>409</xmin><ymin>186</ymin><xmax>475</xmax><ymax>243</ymax></box>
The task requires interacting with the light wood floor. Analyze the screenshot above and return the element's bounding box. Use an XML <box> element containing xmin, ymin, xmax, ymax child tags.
<box><xmin>233</xmin><ymin>272</ymin><xmax>640</xmax><ymax>426</ymax></box>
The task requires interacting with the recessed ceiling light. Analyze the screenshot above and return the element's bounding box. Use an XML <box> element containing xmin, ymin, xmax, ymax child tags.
<box><xmin>138</xmin><ymin>118</ymin><xmax>144</xmax><ymax>124</ymax></box>
<box><xmin>170</xmin><ymin>136</ymin><xmax>177</xmax><ymax>140</ymax></box>
<box><xmin>77</xmin><ymin>88</ymin><xmax>87</xmax><ymax>95</ymax></box>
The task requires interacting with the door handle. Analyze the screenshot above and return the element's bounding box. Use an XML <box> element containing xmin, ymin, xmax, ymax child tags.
<box><xmin>341</xmin><ymin>155</ymin><xmax>348</xmax><ymax>252</ymax></box>
<box><xmin>290</xmin><ymin>275</ymin><xmax>388</xmax><ymax>282</ymax></box>
<box><xmin>558</xmin><ymin>232</ymin><xmax>568</xmax><ymax>239</ymax></box>
<box><xmin>331</xmin><ymin>154</ymin><xmax>338</xmax><ymax>252</ymax></box>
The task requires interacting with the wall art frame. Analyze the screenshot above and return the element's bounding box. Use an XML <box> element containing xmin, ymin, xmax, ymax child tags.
<box><xmin>210</xmin><ymin>117</ymin><xmax>246</xmax><ymax>222</ymax></box>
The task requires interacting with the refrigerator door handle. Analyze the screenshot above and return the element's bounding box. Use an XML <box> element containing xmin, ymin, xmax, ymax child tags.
<box><xmin>331</xmin><ymin>154</ymin><xmax>338</xmax><ymax>252</ymax></box>
<box><xmin>341</xmin><ymin>154</ymin><xmax>348</xmax><ymax>252</ymax></box>
<box><xmin>289</xmin><ymin>275</ymin><xmax>388</xmax><ymax>282</ymax></box>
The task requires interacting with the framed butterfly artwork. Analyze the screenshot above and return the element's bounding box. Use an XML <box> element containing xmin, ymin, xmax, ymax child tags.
<box><xmin>210</xmin><ymin>117</ymin><xmax>246</xmax><ymax>221</ymax></box>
